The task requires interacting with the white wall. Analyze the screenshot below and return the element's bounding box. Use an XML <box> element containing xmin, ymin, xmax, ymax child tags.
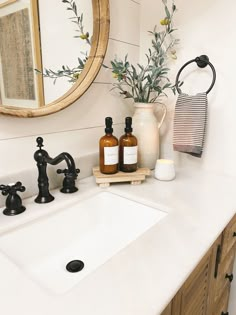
<box><xmin>141</xmin><ymin>0</ymin><xmax>236</xmax><ymax>177</ymax></box>
<box><xmin>140</xmin><ymin>0</ymin><xmax>236</xmax><ymax>313</ymax></box>
<box><xmin>0</xmin><ymin>0</ymin><xmax>139</xmax><ymax>186</ymax></box>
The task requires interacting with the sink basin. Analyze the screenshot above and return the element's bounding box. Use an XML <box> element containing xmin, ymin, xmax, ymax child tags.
<box><xmin>0</xmin><ymin>191</ymin><xmax>167</xmax><ymax>294</ymax></box>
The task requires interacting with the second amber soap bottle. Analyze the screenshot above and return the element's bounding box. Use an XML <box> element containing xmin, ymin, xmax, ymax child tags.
<box><xmin>119</xmin><ymin>117</ymin><xmax>138</xmax><ymax>172</ymax></box>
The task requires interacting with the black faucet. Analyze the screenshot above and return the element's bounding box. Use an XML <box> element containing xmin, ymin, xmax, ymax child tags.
<box><xmin>34</xmin><ymin>137</ymin><xmax>80</xmax><ymax>204</ymax></box>
<box><xmin>0</xmin><ymin>182</ymin><xmax>26</xmax><ymax>216</ymax></box>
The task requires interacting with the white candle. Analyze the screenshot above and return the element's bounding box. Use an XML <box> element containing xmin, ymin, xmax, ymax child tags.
<box><xmin>154</xmin><ymin>159</ymin><xmax>175</xmax><ymax>181</ymax></box>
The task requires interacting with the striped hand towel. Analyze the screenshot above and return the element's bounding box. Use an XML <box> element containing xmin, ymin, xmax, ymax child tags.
<box><xmin>173</xmin><ymin>92</ymin><xmax>208</xmax><ymax>158</ymax></box>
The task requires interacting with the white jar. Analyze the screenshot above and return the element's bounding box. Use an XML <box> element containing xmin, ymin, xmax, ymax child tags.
<box><xmin>154</xmin><ymin>159</ymin><xmax>175</xmax><ymax>181</ymax></box>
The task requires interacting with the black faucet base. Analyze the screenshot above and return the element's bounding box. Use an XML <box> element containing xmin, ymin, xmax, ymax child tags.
<box><xmin>3</xmin><ymin>206</ymin><xmax>26</xmax><ymax>216</ymax></box>
<box><xmin>60</xmin><ymin>186</ymin><xmax>78</xmax><ymax>194</ymax></box>
<box><xmin>34</xmin><ymin>194</ymin><xmax>55</xmax><ymax>204</ymax></box>
<box><xmin>0</xmin><ymin>182</ymin><xmax>26</xmax><ymax>216</ymax></box>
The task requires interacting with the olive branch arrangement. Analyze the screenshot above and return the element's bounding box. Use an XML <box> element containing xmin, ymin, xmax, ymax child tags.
<box><xmin>36</xmin><ymin>0</ymin><xmax>91</xmax><ymax>84</ymax></box>
<box><xmin>106</xmin><ymin>0</ymin><xmax>180</xmax><ymax>103</ymax></box>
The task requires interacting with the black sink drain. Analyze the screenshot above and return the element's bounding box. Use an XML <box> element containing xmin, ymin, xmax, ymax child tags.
<box><xmin>66</xmin><ymin>260</ymin><xmax>84</xmax><ymax>273</ymax></box>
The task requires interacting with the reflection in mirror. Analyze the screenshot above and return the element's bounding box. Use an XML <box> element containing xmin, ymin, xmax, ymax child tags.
<box><xmin>0</xmin><ymin>0</ymin><xmax>17</xmax><ymax>9</ymax></box>
<box><xmin>0</xmin><ymin>0</ymin><xmax>43</xmax><ymax>108</ymax></box>
<box><xmin>0</xmin><ymin>0</ymin><xmax>109</xmax><ymax>117</ymax></box>
<box><xmin>38</xmin><ymin>0</ymin><xmax>93</xmax><ymax>104</ymax></box>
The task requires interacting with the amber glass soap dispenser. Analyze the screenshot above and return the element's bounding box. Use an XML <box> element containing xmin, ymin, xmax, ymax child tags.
<box><xmin>99</xmin><ymin>117</ymin><xmax>119</xmax><ymax>174</ymax></box>
<box><xmin>119</xmin><ymin>117</ymin><xmax>138</xmax><ymax>172</ymax></box>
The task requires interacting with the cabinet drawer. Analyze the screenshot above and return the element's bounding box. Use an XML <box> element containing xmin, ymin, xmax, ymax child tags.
<box><xmin>221</xmin><ymin>213</ymin><xmax>236</xmax><ymax>260</ymax></box>
<box><xmin>214</xmin><ymin>244</ymin><xmax>236</xmax><ymax>303</ymax></box>
<box><xmin>214</xmin><ymin>284</ymin><xmax>230</xmax><ymax>315</ymax></box>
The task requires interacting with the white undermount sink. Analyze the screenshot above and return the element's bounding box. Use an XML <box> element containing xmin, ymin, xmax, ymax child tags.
<box><xmin>0</xmin><ymin>191</ymin><xmax>167</xmax><ymax>294</ymax></box>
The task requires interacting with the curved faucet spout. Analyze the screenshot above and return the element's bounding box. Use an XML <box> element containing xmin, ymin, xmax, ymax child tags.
<box><xmin>34</xmin><ymin>137</ymin><xmax>79</xmax><ymax>204</ymax></box>
<box><xmin>45</xmin><ymin>152</ymin><xmax>77</xmax><ymax>178</ymax></box>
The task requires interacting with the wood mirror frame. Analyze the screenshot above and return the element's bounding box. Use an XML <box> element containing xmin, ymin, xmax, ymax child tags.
<box><xmin>0</xmin><ymin>0</ymin><xmax>109</xmax><ymax>117</ymax></box>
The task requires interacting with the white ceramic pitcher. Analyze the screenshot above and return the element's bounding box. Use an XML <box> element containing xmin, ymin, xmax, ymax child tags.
<box><xmin>132</xmin><ymin>102</ymin><xmax>167</xmax><ymax>169</ymax></box>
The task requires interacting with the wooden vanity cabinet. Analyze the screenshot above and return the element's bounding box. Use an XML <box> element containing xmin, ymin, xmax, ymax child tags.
<box><xmin>161</xmin><ymin>214</ymin><xmax>236</xmax><ymax>315</ymax></box>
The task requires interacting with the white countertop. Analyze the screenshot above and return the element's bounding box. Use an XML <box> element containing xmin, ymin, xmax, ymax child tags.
<box><xmin>0</xmin><ymin>167</ymin><xmax>235</xmax><ymax>315</ymax></box>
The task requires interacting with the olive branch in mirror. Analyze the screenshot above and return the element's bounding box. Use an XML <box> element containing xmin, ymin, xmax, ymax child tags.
<box><xmin>35</xmin><ymin>0</ymin><xmax>92</xmax><ymax>84</ymax></box>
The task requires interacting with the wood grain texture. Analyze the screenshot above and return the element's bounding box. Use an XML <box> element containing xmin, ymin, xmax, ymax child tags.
<box><xmin>221</xmin><ymin>213</ymin><xmax>236</xmax><ymax>260</ymax></box>
<box><xmin>0</xmin><ymin>0</ymin><xmax>17</xmax><ymax>9</ymax></box>
<box><xmin>214</xmin><ymin>245</ymin><xmax>235</xmax><ymax>304</ymax></box>
<box><xmin>214</xmin><ymin>284</ymin><xmax>230</xmax><ymax>315</ymax></box>
<box><xmin>93</xmin><ymin>166</ymin><xmax>151</xmax><ymax>186</ymax></box>
<box><xmin>172</xmin><ymin>242</ymin><xmax>217</xmax><ymax>315</ymax></box>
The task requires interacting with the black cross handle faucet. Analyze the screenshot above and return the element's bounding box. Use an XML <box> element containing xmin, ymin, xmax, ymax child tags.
<box><xmin>34</xmin><ymin>137</ymin><xmax>80</xmax><ymax>204</ymax></box>
<box><xmin>0</xmin><ymin>182</ymin><xmax>26</xmax><ymax>216</ymax></box>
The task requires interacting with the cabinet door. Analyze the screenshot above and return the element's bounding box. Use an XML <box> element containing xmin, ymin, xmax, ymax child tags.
<box><xmin>172</xmin><ymin>249</ymin><xmax>213</xmax><ymax>315</ymax></box>
<box><xmin>213</xmin><ymin>284</ymin><xmax>230</xmax><ymax>315</ymax></box>
<box><xmin>221</xmin><ymin>213</ymin><xmax>236</xmax><ymax>260</ymax></box>
<box><xmin>214</xmin><ymin>244</ymin><xmax>236</xmax><ymax>304</ymax></box>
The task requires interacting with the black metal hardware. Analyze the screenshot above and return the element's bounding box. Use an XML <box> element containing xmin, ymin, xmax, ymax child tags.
<box><xmin>57</xmin><ymin>168</ymin><xmax>80</xmax><ymax>193</ymax></box>
<box><xmin>66</xmin><ymin>260</ymin><xmax>84</xmax><ymax>273</ymax></box>
<box><xmin>195</xmin><ymin>55</ymin><xmax>209</xmax><ymax>68</ymax></box>
<box><xmin>214</xmin><ymin>244</ymin><xmax>221</xmax><ymax>278</ymax></box>
<box><xmin>34</xmin><ymin>137</ymin><xmax>79</xmax><ymax>203</ymax></box>
<box><xmin>175</xmin><ymin>55</ymin><xmax>216</xmax><ymax>95</ymax></box>
<box><xmin>221</xmin><ymin>312</ymin><xmax>229</xmax><ymax>315</ymax></box>
<box><xmin>34</xmin><ymin>137</ymin><xmax>54</xmax><ymax>203</ymax></box>
<box><xmin>0</xmin><ymin>182</ymin><xmax>26</xmax><ymax>216</ymax></box>
<box><xmin>233</xmin><ymin>231</ymin><xmax>236</xmax><ymax>237</ymax></box>
<box><xmin>225</xmin><ymin>273</ymin><xmax>233</xmax><ymax>282</ymax></box>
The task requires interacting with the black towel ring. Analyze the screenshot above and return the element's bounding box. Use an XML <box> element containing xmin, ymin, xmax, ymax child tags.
<box><xmin>175</xmin><ymin>55</ymin><xmax>216</xmax><ymax>95</ymax></box>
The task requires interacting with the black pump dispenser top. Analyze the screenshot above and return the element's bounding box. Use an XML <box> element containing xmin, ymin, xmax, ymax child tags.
<box><xmin>105</xmin><ymin>117</ymin><xmax>113</xmax><ymax>133</ymax></box>
<box><xmin>125</xmin><ymin>117</ymin><xmax>133</xmax><ymax>133</ymax></box>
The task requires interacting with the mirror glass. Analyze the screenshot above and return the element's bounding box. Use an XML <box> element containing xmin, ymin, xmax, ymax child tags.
<box><xmin>0</xmin><ymin>0</ymin><xmax>109</xmax><ymax>117</ymax></box>
<box><xmin>38</xmin><ymin>0</ymin><xmax>93</xmax><ymax>104</ymax></box>
<box><xmin>0</xmin><ymin>0</ymin><xmax>43</xmax><ymax>109</ymax></box>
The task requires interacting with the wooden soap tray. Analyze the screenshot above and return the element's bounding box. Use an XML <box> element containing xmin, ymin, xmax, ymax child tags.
<box><xmin>93</xmin><ymin>167</ymin><xmax>151</xmax><ymax>187</ymax></box>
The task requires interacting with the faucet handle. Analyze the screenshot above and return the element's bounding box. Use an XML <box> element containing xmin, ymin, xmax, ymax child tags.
<box><xmin>57</xmin><ymin>169</ymin><xmax>68</xmax><ymax>175</ymax></box>
<box><xmin>0</xmin><ymin>182</ymin><xmax>26</xmax><ymax>216</ymax></box>
<box><xmin>56</xmin><ymin>168</ymin><xmax>80</xmax><ymax>194</ymax></box>
<box><xmin>0</xmin><ymin>184</ymin><xmax>9</xmax><ymax>196</ymax></box>
<box><xmin>57</xmin><ymin>168</ymin><xmax>80</xmax><ymax>176</ymax></box>
<box><xmin>36</xmin><ymin>137</ymin><xmax>44</xmax><ymax>149</ymax></box>
<box><xmin>0</xmin><ymin>182</ymin><xmax>26</xmax><ymax>195</ymax></box>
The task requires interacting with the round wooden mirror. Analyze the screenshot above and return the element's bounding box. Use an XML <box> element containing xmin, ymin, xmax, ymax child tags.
<box><xmin>0</xmin><ymin>0</ymin><xmax>109</xmax><ymax>117</ymax></box>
